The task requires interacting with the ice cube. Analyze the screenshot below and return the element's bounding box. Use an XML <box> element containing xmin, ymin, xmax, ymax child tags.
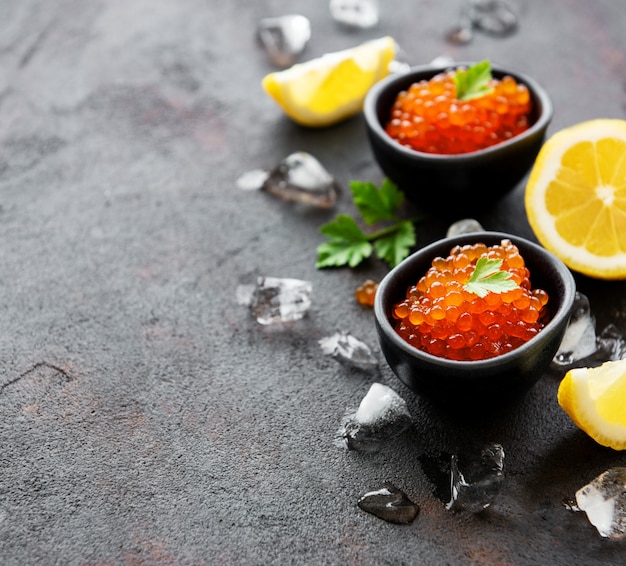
<box><xmin>257</xmin><ymin>14</ymin><xmax>311</xmax><ymax>68</ymax></box>
<box><xmin>246</xmin><ymin>276</ymin><xmax>312</xmax><ymax>325</ymax></box>
<box><xmin>340</xmin><ymin>383</ymin><xmax>412</xmax><ymax>452</ymax></box>
<box><xmin>576</xmin><ymin>468</ymin><xmax>626</xmax><ymax>540</ymax></box>
<box><xmin>553</xmin><ymin>292</ymin><xmax>597</xmax><ymax>366</ymax></box>
<box><xmin>264</xmin><ymin>152</ymin><xmax>338</xmax><ymax>208</ymax></box>
<box><xmin>447</xmin><ymin>443</ymin><xmax>505</xmax><ymax>512</ymax></box>
<box><xmin>319</xmin><ymin>331</ymin><xmax>378</xmax><ymax>371</ymax></box>
<box><xmin>358</xmin><ymin>484</ymin><xmax>420</xmax><ymax>524</ymax></box>
<box><xmin>329</xmin><ymin>0</ymin><xmax>379</xmax><ymax>29</ymax></box>
<box><xmin>446</xmin><ymin>218</ymin><xmax>484</xmax><ymax>238</ymax></box>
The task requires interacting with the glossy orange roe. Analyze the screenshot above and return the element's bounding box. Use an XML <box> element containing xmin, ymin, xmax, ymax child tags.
<box><xmin>392</xmin><ymin>240</ymin><xmax>549</xmax><ymax>361</ymax></box>
<box><xmin>355</xmin><ymin>279</ymin><xmax>378</xmax><ymax>307</ymax></box>
<box><xmin>385</xmin><ymin>70</ymin><xmax>532</xmax><ymax>154</ymax></box>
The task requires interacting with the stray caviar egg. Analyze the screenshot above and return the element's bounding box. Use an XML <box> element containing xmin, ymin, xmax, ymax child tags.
<box><xmin>385</xmin><ymin>69</ymin><xmax>532</xmax><ymax>154</ymax></box>
<box><xmin>355</xmin><ymin>279</ymin><xmax>378</xmax><ymax>307</ymax></box>
<box><xmin>392</xmin><ymin>240</ymin><xmax>549</xmax><ymax>361</ymax></box>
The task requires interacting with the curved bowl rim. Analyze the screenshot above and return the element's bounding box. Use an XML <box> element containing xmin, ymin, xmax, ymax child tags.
<box><xmin>374</xmin><ymin>231</ymin><xmax>576</xmax><ymax>373</ymax></box>
<box><xmin>364</xmin><ymin>62</ymin><xmax>554</xmax><ymax>162</ymax></box>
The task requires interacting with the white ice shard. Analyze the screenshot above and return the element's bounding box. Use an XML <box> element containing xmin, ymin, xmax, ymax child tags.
<box><xmin>340</xmin><ymin>383</ymin><xmax>412</xmax><ymax>452</ymax></box>
<box><xmin>576</xmin><ymin>468</ymin><xmax>626</xmax><ymax>539</ymax></box>
<box><xmin>236</xmin><ymin>169</ymin><xmax>269</xmax><ymax>191</ymax></box>
<box><xmin>319</xmin><ymin>331</ymin><xmax>378</xmax><ymax>371</ymax></box>
<box><xmin>329</xmin><ymin>0</ymin><xmax>379</xmax><ymax>29</ymax></box>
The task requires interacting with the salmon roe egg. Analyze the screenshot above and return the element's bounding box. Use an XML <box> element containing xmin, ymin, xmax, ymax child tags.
<box><xmin>355</xmin><ymin>279</ymin><xmax>378</xmax><ymax>307</ymax></box>
<box><xmin>391</xmin><ymin>240</ymin><xmax>550</xmax><ymax>361</ymax></box>
<box><xmin>385</xmin><ymin>68</ymin><xmax>532</xmax><ymax>155</ymax></box>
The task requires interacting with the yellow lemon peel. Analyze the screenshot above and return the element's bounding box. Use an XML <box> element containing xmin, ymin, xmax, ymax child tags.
<box><xmin>262</xmin><ymin>36</ymin><xmax>396</xmax><ymax>128</ymax></box>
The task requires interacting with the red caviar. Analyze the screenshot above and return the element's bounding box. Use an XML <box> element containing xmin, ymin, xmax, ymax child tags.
<box><xmin>385</xmin><ymin>70</ymin><xmax>532</xmax><ymax>154</ymax></box>
<box><xmin>392</xmin><ymin>240</ymin><xmax>549</xmax><ymax>361</ymax></box>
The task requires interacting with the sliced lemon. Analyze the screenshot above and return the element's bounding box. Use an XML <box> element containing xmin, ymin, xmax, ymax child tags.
<box><xmin>525</xmin><ymin>119</ymin><xmax>626</xmax><ymax>279</ymax></box>
<box><xmin>261</xmin><ymin>36</ymin><xmax>396</xmax><ymax>128</ymax></box>
<box><xmin>558</xmin><ymin>359</ymin><xmax>626</xmax><ymax>450</ymax></box>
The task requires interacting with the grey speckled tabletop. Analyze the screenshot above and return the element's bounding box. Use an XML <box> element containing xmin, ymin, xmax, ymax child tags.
<box><xmin>2</xmin><ymin>1</ymin><xmax>626</xmax><ymax>564</ymax></box>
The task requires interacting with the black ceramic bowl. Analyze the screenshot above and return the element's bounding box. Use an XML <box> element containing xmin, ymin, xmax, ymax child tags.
<box><xmin>363</xmin><ymin>63</ymin><xmax>553</xmax><ymax>213</ymax></box>
<box><xmin>374</xmin><ymin>232</ymin><xmax>576</xmax><ymax>406</ymax></box>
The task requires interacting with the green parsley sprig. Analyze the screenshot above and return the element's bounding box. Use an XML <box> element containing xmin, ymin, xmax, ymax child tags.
<box><xmin>316</xmin><ymin>179</ymin><xmax>422</xmax><ymax>269</ymax></box>
<box><xmin>463</xmin><ymin>257</ymin><xmax>518</xmax><ymax>298</ymax></box>
<box><xmin>453</xmin><ymin>60</ymin><xmax>494</xmax><ymax>101</ymax></box>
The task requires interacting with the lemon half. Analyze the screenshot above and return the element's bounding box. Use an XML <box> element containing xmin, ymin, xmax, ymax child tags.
<box><xmin>558</xmin><ymin>359</ymin><xmax>626</xmax><ymax>450</ymax></box>
<box><xmin>261</xmin><ymin>36</ymin><xmax>396</xmax><ymax>128</ymax></box>
<box><xmin>525</xmin><ymin>119</ymin><xmax>626</xmax><ymax>279</ymax></box>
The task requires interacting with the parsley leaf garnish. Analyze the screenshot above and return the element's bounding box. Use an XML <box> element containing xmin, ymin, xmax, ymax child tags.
<box><xmin>316</xmin><ymin>179</ymin><xmax>422</xmax><ymax>269</ymax></box>
<box><xmin>373</xmin><ymin>220</ymin><xmax>415</xmax><ymax>268</ymax></box>
<box><xmin>316</xmin><ymin>215</ymin><xmax>373</xmax><ymax>268</ymax></box>
<box><xmin>351</xmin><ymin>178</ymin><xmax>404</xmax><ymax>225</ymax></box>
<box><xmin>463</xmin><ymin>257</ymin><xmax>518</xmax><ymax>298</ymax></box>
<box><xmin>454</xmin><ymin>60</ymin><xmax>494</xmax><ymax>101</ymax></box>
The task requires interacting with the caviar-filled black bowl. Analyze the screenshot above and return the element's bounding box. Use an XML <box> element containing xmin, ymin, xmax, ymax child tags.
<box><xmin>363</xmin><ymin>63</ymin><xmax>553</xmax><ymax>214</ymax></box>
<box><xmin>374</xmin><ymin>232</ymin><xmax>575</xmax><ymax>406</ymax></box>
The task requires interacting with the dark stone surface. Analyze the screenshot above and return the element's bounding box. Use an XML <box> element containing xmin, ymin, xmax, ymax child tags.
<box><xmin>1</xmin><ymin>0</ymin><xmax>626</xmax><ymax>564</ymax></box>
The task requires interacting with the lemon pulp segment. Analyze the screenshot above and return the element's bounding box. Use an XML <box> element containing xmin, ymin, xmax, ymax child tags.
<box><xmin>558</xmin><ymin>359</ymin><xmax>626</xmax><ymax>450</ymax></box>
<box><xmin>525</xmin><ymin>119</ymin><xmax>626</xmax><ymax>279</ymax></box>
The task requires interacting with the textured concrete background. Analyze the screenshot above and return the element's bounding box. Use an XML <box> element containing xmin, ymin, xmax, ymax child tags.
<box><xmin>1</xmin><ymin>0</ymin><xmax>626</xmax><ymax>564</ymax></box>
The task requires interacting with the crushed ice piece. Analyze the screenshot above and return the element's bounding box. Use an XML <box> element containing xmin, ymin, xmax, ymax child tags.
<box><xmin>388</xmin><ymin>60</ymin><xmax>411</xmax><ymax>74</ymax></box>
<box><xmin>340</xmin><ymin>383</ymin><xmax>412</xmax><ymax>452</ymax></box>
<box><xmin>358</xmin><ymin>484</ymin><xmax>420</xmax><ymax>524</ymax></box>
<box><xmin>257</xmin><ymin>14</ymin><xmax>311</xmax><ymax>68</ymax></box>
<box><xmin>470</xmin><ymin>0</ymin><xmax>518</xmax><ymax>36</ymax></box>
<box><xmin>447</xmin><ymin>443</ymin><xmax>505</xmax><ymax>513</ymax></box>
<box><xmin>236</xmin><ymin>169</ymin><xmax>270</xmax><ymax>191</ymax></box>
<box><xmin>387</xmin><ymin>41</ymin><xmax>410</xmax><ymax>75</ymax></box>
<box><xmin>264</xmin><ymin>152</ymin><xmax>338</xmax><ymax>208</ymax></box>
<box><xmin>247</xmin><ymin>276</ymin><xmax>312</xmax><ymax>325</ymax></box>
<box><xmin>595</xmin><ymin>324</ymin><xmax>626</xmax><ymax>362</ymax></box>
<box><xmin>446</xmin><ymin>23</ymin><xmax>474</xmax><ymax>45</ymax></box>
<box><xmin>576</xmin><ymin>468</ymin><xmax>626</xmax><ymax>540</ymax></box>
<box><xmin>319</xmin><ymin>331</ymin><xmax>378</xmax><ymax>370</ymax></box>
<box><xmin>329</xmin><ymin>0</ymin><xmax>379</xmax><ymax>29</ymax></box>
<box><xmin>553</xmin><ymin>293</ymin><xmax>626</xmax><ymax>368</ymax></box>
<box><xmin>446</xmin><ymin>218</ymin><xmax>484</xmax><ymax>238</ymax></box>
<box><xmin>553</xmin><ymin>292</ymin><xmax>597</xmax><ymax>366</ymax></box>
<box><xmin>429</xmin><ymin>55</ymin><xmax>455</xmax><ymax>67</ymax></box>
<box><xmin>447</xmin><ymin>0</ymin><xmax>518</xmax><ymax>44</ymax></box>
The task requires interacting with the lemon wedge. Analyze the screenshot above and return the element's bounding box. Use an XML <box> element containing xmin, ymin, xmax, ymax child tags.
<box><xmin>261</xmin><ymin>36</ymin><xmax>396</xmax><ymax>128</ymax></box>
<box><xmin>558</xmin><ymin>359</ymin><xmax>626</xmax><ymax>450</ymax></box>
<box><xmin>525</xmin><ymin>119</ymin><xmax>626</xmax><ymax>279</ymax></box>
